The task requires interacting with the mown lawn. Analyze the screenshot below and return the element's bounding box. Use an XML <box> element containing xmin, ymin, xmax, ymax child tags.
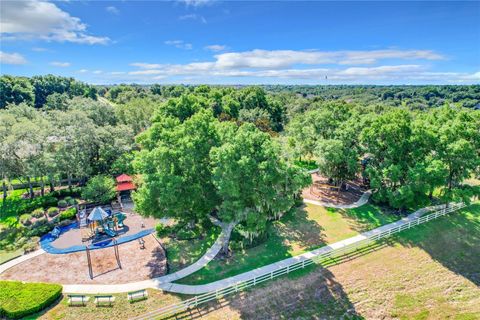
<box><xmin>35</xmin><ymin>289</ymin><xmax>183</xmax><ymax>320</ymax></box>
<box><xmin>38</xmin><ymin>204</ymin><xmax>479</xmax><ymax>320</ymax></box>
<box><xmin>161</xmin><ymin>226</ymin><xmax>221</xmax><ymax>273</ymax></box>
<box><xmin>0</xmin><ymin>248</ymin><xmax>23</xmax><ymax>265</ymax></box>
<box><xmin>175</xmin><ymin>203</ymin><xmax>399</xmax><ymax>285</ymax></box>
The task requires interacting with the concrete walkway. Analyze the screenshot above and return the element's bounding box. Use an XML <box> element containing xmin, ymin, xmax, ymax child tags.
<box><xmin>0</xmin><ymin>249</ymin><xmax>45</xmax><ymax>274</ymax></box>
<box><xmin>304</xmin><ymin>190</ymin><xmax>372</xmax><ymax>209</ymax></box>
<box><xmin>157</xmin><ymin>203</ymin><xmax>447</xmax><ymax>294</ymax></box>
<box><xmin>62</xmin><ymin>203</ymin><xmax>453</xmax><ymax>294</ymax></box>
<box><xmin>61</xmin><ymin>220</ymin><xmax>235</xmax><ymax>294</ymax></box>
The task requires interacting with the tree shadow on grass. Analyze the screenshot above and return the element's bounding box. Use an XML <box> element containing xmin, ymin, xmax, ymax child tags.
<box><xmin>337</xmin><ymin>204</ymin><xmax>401</xmax><ymax>234</ymax></box>
<box><xmin>175</xmin><ymin>205</ymin><xmax>326</xmax><ymax>285</ymax></box>
<box><xmin>394</xmin><ymin>203</ymin><xmax>480</xmax><ymax>286</ymax></box>
<box><xmin>169</xmin><ymin>267</ymin><xmax>363</xmax><ymax>320</ymax></box>
<box><xmin>147</xmin><ymin>236</ymin><xmax>168</xmax><ymax>278</ymax></box>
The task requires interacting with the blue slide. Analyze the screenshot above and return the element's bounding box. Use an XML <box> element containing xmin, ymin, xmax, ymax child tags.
<box><xmin>104</xmin><ymin>228</ymin><xmax>116</xmax><ymax>237</ymax></box>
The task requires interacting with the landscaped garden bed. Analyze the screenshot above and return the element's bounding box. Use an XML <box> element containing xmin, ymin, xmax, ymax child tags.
<box><xmin>0</xmin><ymin>187</ymin><xmax>82</xmax><ymax>264</ymax></box>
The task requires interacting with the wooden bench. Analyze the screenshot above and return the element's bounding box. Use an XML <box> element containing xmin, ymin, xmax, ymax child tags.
<box><xmin>94</xmin><ymin>295</ymin><xmax>115</xmax><ymax>307</ymax></box>
<box><xmin>127</xmin><ymin>289</ymin><xmax>148</xmax><ymax>302</ymax></box>
<box><xmin>67</xmin><ymin>294</ymin><xmax>89</xmax><ymax>306</ymax></box>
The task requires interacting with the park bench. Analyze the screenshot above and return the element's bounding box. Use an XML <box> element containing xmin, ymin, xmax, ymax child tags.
<box><xmin>127</xmin><ymin>289</ymin><xmax>148</xmax><ymax>302</ymax></box>
<box><xmin>94</xmin><ymin>295</ymin><xmax>115</xmax><ymax>307</ymax></box>
<box><xmin>67</xmin><ymin>294</ymin><xmax>89</xmax><ymax>306</ymax></box>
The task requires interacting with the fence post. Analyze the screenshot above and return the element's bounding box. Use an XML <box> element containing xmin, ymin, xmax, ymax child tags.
<box><xmin>286</xmin><ymin>265</ymin><xmax>290</xmax><ymax>273</ymax></box>
<box><xmin>253</xmin><ymin>277</ymin><xmax>256</xmax><ymax>285</ymax></box>
<box><xmin>270</xmin><ymin>271</ymin><xmax>273</xmax><ymax>280</ymax></box>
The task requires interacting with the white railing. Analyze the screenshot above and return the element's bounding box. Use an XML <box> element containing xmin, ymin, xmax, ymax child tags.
<box><xmin>130</xmin><ymin>202</ymin><xmax>466</xmax><ymax>320</ymax></box>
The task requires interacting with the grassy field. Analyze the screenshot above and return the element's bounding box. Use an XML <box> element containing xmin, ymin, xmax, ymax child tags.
<box><xmin>0</xmin><ymin>248</ymin><xmax>23</xmax><ymax>265</ymax></box>
<box><xmin>37</xmin><ymin>203</ymin><xmax>479</xmax><ymax>319</ymax></box>
<box><xmin>175</xmin><ymin>203</ymin><xmax>399</xmax><ymax>285</ymax></box>
<box><xmin>160</xmin><ymin>226</ymin><xmax>221</xmax><ymax>273</ymax></box>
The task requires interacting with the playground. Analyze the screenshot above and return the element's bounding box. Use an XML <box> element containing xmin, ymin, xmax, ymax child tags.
<box><xmin>302</xmin><ymin>172</ymin><xmax>367</xmax><ymax>206</ymax></box>
<box><xmin>0</xmin><ymin>234</ymin><xmax>167</xmax><ymax>284</ymax></box>
<box><xmin>43</xmin><ymin>210</ymin><xmax>157</xmax><ymax>252</ymax></box>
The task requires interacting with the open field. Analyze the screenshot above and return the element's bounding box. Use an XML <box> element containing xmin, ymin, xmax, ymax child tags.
<box><xmin>35</xmin><ymin>204</ymin><xmax>480</xmax><ymax>319</ymax></box>
<box><xmin>176</xmin><ymin>203</ymin><xmax>399</xmax><ymax>285</ymax></box>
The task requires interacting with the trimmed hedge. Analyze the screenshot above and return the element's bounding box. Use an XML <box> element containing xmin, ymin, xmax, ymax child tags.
<box><xmin>59</xmin><ymin>207</ymin><xmax>77</xmax><ymax>222</ymax></box>
<box><xmin>47</xmin><ymin>207</ymin><xmax>59</xmax><ymax>217</ymax></box>
<box><xmin>0</xmin><ymin>281</ymin><xmax>62</xmax><ymax>319</ymax></box>
<box><xmin>57</xmin><ymin>199</ymin><xmax>68</xmax><ymax>208</ymax></box>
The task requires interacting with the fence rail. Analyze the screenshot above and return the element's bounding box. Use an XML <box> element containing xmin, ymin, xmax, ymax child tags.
<box><xmin>131</xmin><ymin>202</ymin><xmax>466</xmax><ymax>320</ymax></box>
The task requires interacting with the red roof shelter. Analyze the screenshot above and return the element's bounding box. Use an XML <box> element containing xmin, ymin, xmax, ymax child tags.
<box><xmin>116</xmin><ymin>174</ymin><xmax>136</xmax><ymax>192</ymax></box>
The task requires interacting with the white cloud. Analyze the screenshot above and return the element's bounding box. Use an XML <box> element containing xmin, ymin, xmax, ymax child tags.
<box><xmin>179</xmin><ymin>14</ymin><xmax>207</xmax><ymax>23</ymax></box>
<box><xmin>130</xmin><ymin>62</ymin><xmax>163</xmax><ymax>69</ymax></box>
<box><xmin>165</xmin><ymin>40</ymin><xmax>193</xmax><ymax>50</ymax></box>
<box><xmin>50</xmin><ymin>61</ymin><xmax>71</xmax><ymax>67</ymax></box>
<box><xmin>0</xmin><ymin>0</ymin><xmax>110</xmax><ymax>44</ymax></box>
<box><xmin>77</xmin><ymin>69</ymin><xmax>88</xmax><ymax>73</ymax></box>
<box><xmin>0</xmin><ymin>51</ymin><xmax>28</xmax><ymax>64</ymax></box>
<box><xmin>106</xmin><ymin>6</ymin><xmax>119</xmax><ymax>15</ymax></box>
<box><xmin>213</xmin><ymin>49</ymin><xmax>445</xmax><ymax>70</ymax></box>
<box><xmin>93</xmin><ymin>70</ymin><xmax>103</xmax><ymax>74</ymax></box>
<box><xmin>205</xmin><ymin>44</ymin><xmax>227</xmax><ymax>52</ymax></box>
<box><xmin>125</xmin><ymin>48</ymin><xmax>475</xmax><ymax>84</ymax></box>
<box><xmin>179</xmin><ymin>0</ymin><xmax>214</xmax><ymax>7</ymax></box>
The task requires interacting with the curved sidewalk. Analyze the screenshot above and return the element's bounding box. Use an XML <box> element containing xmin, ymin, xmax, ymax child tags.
<box><xmin>62</xmin><ymin>221</ymin><xmax>235</xmax><ymax>294</ymax></box>
<box><xmin>304</xmin><ymin>190</ymin><xmax>371</xmax><ymax>208</ymax></box>
<box><xmin>64</xmin><ymin>203</ymin><xmax>452</xmax><ymax>294</ymax></box>
<box><xmin>0</xmin><ymin>249</ymin><xmax>45</xmax><ymax>275</ymax></box>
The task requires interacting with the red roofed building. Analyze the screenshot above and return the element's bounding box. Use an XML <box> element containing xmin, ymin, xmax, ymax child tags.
<box><xmin>116</xmin><ymin>174</ymin><xmax>136</xmax><ymax>192</ymax></box>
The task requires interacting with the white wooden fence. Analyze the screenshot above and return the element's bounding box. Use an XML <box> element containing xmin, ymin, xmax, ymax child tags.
<box><xmin>130</xmin><ymin>202</ymin><xmax>466</xmax><ymax>320</ymax></box>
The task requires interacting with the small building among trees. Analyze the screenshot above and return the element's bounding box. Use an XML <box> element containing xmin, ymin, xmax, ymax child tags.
<box><xmin>116</xmin><ymin>174</ymin><xmax>136</xmax><ymax>203</ymax></box>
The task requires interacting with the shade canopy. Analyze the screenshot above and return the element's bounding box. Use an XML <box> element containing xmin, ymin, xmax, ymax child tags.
<box><xmin>88</xmin><ymin>207</ymin><xmax>109</xmax><ymax>221</ymax></box>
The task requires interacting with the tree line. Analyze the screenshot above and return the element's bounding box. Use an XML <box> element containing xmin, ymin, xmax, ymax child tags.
<box><xmin>286</xmin><ymin>101</ymin><xmax>480</xmax><ymax>210</ymax></box>
<box><xmin>1</xmin><ymin>74</ymin><xmax>479</xmax><ymax>243</ymax></box>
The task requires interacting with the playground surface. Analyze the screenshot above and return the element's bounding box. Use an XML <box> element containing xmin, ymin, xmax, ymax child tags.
<box><xmin>40</xmin><ymin>214</ymin><xmax>157</xmax><ymax>254</ymax></box>
<box><xmin>302</xmin><ymin>173</ymin><xmax>367</xmax><ymax>206</ymax></box>
<box><xmin>0</xmin><ymin>234</ymin><xmax>167</xmax><ymax>284</ymax></box>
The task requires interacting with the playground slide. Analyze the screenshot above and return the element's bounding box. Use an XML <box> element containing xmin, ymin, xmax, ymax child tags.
<box><xmin>104</xmin><ymin>228</ymin><xmax>116</xmax><ymax>237</ymax></box>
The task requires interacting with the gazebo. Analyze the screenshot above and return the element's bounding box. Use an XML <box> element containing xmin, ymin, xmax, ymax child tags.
<box><xmin>116</xmin><ymin>174</ymin><xmax>136</xmax><ymax>202</ymax></box>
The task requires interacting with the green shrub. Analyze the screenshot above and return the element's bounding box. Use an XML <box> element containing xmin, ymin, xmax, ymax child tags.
<box><xmin>0</xmin><ymin>281</ymin><xmax>62</xmax><ymax>319</ymax></box>
<box><xmin>19</xmin><ymin>214</ymin><xmax>32</xmax><ymax>226</ymax></box>
<box><xmin>31</xmin><ymin>208</ymin><xmax>45</xmax><ymax>218</ymax></box>
<box><xmin>176</xmin><ymin>228</ymin><xmax>199</xmax><ymax>240</ymax></box>
<box><xmin>51</xmin><ymin>187</ymin><xmax>81</xmax><ymax>198</ymax></box>
<box><xmin>156</xmin><ymin>223</ymin><xmax>173</xmax><ymax>238</ymax></box>
<box><xmin>57</xmin><ymin>199</ymin><xmax>68</xmax><ymax>208</ymax></box>
<box><xmin>33</xmin><ymin>216</ymin><xmax>47</xmax><ymax>227</ymax></box>
<box><xmin>59</xmin><ymin>207</ymin><xmax>77</xmax><ymax>222</ymax></box>
<box><xmin>26</xmin><ymin>222</ymin><xmax>53</xmax><ymax>237</ymax></box>
<box><xmin>23</xmin><ymin>240</ymin><xmax>38</xmax><ymax>253</ymax></box>
<box><xmin>47</xmin><ymin>207</ymin><xmax>59</xmax><ymax>217</ymax></box>
<box><xmin>64</xmin><ymin>196</ymin><xmax>77</xmax><ymax>206</ymax></box>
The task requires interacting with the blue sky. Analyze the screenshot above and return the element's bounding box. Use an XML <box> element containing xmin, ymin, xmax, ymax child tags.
<box><xmin>1</xmin><ymin>0</ymin><xmax>479</xmax><ymax>84</ymax></box>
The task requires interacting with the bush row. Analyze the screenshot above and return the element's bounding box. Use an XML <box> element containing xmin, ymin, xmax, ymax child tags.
<box><xmin>0</xmin><ymin>281</ymin><xmax>62</xmax><ymax>319</ymax></box>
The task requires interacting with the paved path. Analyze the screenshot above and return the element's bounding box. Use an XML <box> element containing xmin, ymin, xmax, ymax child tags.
<box><xmin>62</xmin><ymin>220</ymin><xmax>235</xmax><ymax>294</ymax></box>
<box><xmin>0</xmin><ymin>249</ymin><xmax>45</xmax><ymax>274</ymax></box>
<box><xmin>157</xmin><ymin>203</ymin><xmax>447</xmax><ymax>294</ymax></box>
<box><xmin>304</xmin><ymin>190</ymin><xmax>371</xmax><ymax>209</ymax></box>
<box><xmin>63</xmin><ymin>203</ymin><xmax>452</xmax><ymax>294</ymax></box>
